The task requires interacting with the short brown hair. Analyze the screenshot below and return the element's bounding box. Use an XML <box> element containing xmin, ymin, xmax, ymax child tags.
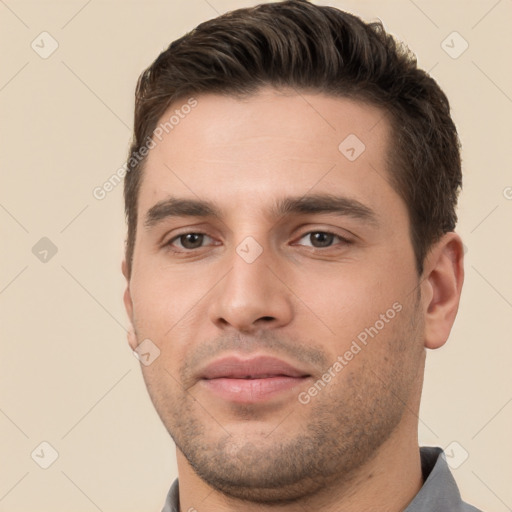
<box><xmin>124</xmin><ymin>0</ymin><xmax>462</xmax><ymax>278</ymax></box>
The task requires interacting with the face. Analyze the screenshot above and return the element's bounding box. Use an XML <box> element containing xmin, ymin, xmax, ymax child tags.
<box><xmin>123</xmin><ymin>88</ymin><xmax>427</xmax><ymax>502</ymax></box>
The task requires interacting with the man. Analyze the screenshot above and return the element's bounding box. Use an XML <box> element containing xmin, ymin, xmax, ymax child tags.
<box><xmin>121</xmin><ymin>1</ymin><xmax>482</xmax><ymax>510</ymax></box>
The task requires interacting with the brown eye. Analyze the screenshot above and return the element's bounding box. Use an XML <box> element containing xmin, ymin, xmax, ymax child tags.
<box><xmin>179</xmin><ymin>233</ymin><xmax>204</xmax><ymax>249</ymax></box>
<box><xmin>167</xmin><ymin>232</ymin><xmax>212</xmax><ymax>251</ymax></box>
<box><xmin>309</xmin><ymin>232</ymin><xmax>335</xmax><ymax>247</ymax></box>
<box><xmin>296</xmin><ymin>231</ymin><xmax>351</xmax><ymax>249</ymax></box>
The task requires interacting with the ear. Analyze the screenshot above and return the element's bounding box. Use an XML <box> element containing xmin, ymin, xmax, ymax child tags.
<box><xmin>122</xmin><ymin>259</ymin><xmax>138</xmax><ymax>351</ymax></box>
<box><xmin>421</xmin><ymin>232</ymin><xmax>465</xmax><ymax>350</ymax></box>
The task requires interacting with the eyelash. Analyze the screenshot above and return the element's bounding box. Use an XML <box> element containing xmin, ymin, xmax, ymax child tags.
<box><xmin>164</xmin><ymin>230</ymin><xmax>353</xmax><ymax>253</ymax></box>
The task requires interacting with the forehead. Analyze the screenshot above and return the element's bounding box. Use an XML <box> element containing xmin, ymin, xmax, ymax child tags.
<box><xmin>137</xmin><ymin>88</ymin><xmax>403</xmax><ymax>224</ymax></box>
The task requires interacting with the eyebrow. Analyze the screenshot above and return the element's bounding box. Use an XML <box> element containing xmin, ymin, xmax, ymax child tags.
<box><xmin>144</xmin><ymin>193</ymin><xmax>380</xmax><ymax>229</ymax></box>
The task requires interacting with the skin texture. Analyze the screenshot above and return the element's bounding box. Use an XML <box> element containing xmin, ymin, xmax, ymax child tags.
<box><xmin>122</xmin><ymin>88</ymin><xmax>464</xmax><ymax>512</ymax></box>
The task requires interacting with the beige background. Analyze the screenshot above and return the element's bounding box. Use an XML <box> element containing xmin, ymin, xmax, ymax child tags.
<box><xmin>1</xmin><ymin>0</ymin><xmax>511</xmax><ymax>510</ymax></box>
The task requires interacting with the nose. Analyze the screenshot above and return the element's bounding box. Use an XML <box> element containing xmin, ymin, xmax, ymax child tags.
<box><xmin>208</xmin><ymin>241</ymin><xmax>294</xmax><ymax>333</ymax></box>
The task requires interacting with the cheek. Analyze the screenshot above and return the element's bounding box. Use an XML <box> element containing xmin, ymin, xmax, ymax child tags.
<box><xmin>129</xmin><ymin>267</ymin><xmax>208</xmax><ymax>379</ymax></box>
<box><xmin>292</xmin><ymin>263</ymin><xmax>403</xmax><ymax>336</ymax></box>
<box><xmin>289</xmin><ymin>259</ymin><xmax>417</xmax><ymax>379</ymax></box>
<box><xmin>130</xmin><ymin>265</ymin><xmax>198</xmax><ymax>333</ymax></box>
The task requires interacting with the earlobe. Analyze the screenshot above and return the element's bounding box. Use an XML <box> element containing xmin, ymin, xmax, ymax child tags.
<box><xmin>127</xmin><ymin>325</ymin><xmax>138</xmax><ymax>352</ymax></box>
<box><xmin>121</xmin><ymin>259</ymin><xmax>138</xmax><ymax>351</ymax></box>
<box><xmin>422</xmin><ymin>232</ymin><xmax>465</xmax><ymax>350</ymax></box>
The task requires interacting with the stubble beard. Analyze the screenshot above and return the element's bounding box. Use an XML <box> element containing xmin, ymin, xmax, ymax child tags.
<box><xmin>143</xmin><ymin>298</ymin><xmax>425</xmax><ymax>504</ymax></box>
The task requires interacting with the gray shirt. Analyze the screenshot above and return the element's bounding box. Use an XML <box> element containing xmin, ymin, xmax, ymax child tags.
<box><xmin>161</xmin><ymin>446</ymin><xmax>483</xmax><ymax>512</ymax></box>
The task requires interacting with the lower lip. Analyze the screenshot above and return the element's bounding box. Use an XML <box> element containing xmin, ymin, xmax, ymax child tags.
<box><xmin>201</xmin><ymin>376</ymin><xmax>309</xmax><ymax>403</ymax></box>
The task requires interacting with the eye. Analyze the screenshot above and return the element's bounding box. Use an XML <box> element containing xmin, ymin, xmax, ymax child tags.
<box><xmin>164</xmin><ymin>230</ymin><xmax>352</xmax><ymax>254</ymax></box>
<box><xmin>166</xmin><ymin>232</ymin><xmax>214</xmax><ymax>251</ymax></box>
<box><xmin>295</xmin><ymin>231</ymin><xmax>351</xmax><ymax>249</ymax></box>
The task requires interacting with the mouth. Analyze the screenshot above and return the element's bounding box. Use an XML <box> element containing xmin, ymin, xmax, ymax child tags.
<box><xmin>199</xmin><ymin>355</ymin><xmax>311</xmax><ymax>403</ymax></box>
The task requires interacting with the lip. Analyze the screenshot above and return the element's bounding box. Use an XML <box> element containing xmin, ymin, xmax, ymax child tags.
<box><xmin>199</xmin><ymin>355</ymin><xmax>311</xmax><ymax>403</ymax></box>
<box><xmin>200</xmin><ymin>355</ymin><xmax>310</xmax><ymax>379</ymax></box>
